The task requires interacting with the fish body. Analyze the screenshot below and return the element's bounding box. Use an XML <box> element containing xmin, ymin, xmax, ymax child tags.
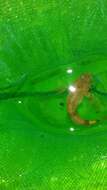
<box><xmin>67</xmin><ymin>73</ymin><xmax>97</xmax><ymax>126</ymax></box>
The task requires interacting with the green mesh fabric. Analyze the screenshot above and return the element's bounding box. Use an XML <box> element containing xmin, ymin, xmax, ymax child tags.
<box><xmin>0</xmin><ymin>1</ymin><xmax>107</xmax><ymax>190</ymax></box>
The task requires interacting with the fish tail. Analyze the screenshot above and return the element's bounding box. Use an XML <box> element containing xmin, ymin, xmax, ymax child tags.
<box><xmin>69</xmin><ymin>112</ymin><xmax>97</xmax><ymax>126</ymax></box>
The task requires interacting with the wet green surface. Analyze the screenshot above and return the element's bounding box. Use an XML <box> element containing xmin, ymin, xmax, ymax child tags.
<box><xmin>0</xmin><ymin>1</ymin><xmax>107</xmax><ymax>189</ymax></box>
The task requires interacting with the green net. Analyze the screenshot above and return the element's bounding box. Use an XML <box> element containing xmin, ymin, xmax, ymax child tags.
<box><xmin>0</xmin><ymin>1</ymin><xmax>107</xmax><ymax>190</ymax></box>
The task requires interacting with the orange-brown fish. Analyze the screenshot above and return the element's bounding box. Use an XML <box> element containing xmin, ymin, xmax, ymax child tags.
<box><xmin>67</xmin><ymin>73</ymin><xmax>97</xmax><ymax>126</ymax></box>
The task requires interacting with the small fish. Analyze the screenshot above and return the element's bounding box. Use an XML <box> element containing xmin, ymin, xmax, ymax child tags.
<box><xmin>67</xmin><ymin>73</ymin><xmax>97</xmax><ymax>126</ymax></box>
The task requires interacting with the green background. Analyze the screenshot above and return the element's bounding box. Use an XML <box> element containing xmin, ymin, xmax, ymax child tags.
<box><xmin>0</xmin><ymin>0</ymin><xmax>107</xmax><ymax>189</ymax></box>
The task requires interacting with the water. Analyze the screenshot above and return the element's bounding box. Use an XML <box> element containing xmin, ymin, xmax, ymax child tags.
<box><xmin>1</xmin><ymin>64</ymin><xmax>107</xmax><ymax>135</ymax></box>
<box><xmin>1</xmin><ymin>47</ymin><xmax>107</xmax><ymax>190</ymax></box>
<box><xmin>0</xmin><ymin>1</ymin><xmax>107</xmax><ymax>189</ymax></box>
